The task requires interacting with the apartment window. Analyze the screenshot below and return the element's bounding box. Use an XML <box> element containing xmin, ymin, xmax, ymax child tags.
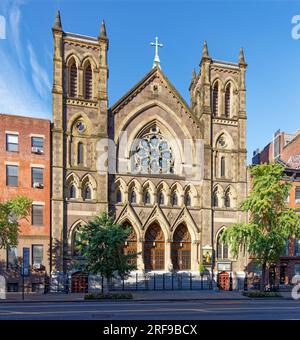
<box><xmin>7</xmin><ymin>247</ymin><xmax>18</xmax><ymax>269</ymax></box>
<box><xmin>32</xmin><ymin>168</ymin><xmax>44</xmax><ymax>188</ymax></box>
<box><xmin>6</xmin><ymin>165</ymin><xmax>18</xmax><ymax>187</ymax></box>
<box><xmin>31</xmin><ymin>137</ymin><xmax>44</xmax><ymax>154</ymax></box>
<box><xmin>296</xmin><ymin>187</ymin><xmax>300</xmax><ymax>203</ymax></box>
<box><xmin>295</xmin><ymin>239</ymin><xmax>300</xmax><ymax>257</ymax></box>
<box><xmin>295</xmin><ymin>264</ymin><xmax>300</xmax><ymax>276</ymax></box>
<box><xmin>6</xmin><ymin>134</ymin><xmax>19</xmax><ymax>152</ymax></box>
<box><xmin>32</xmin><ymin>205</ymin><xmax>44</xmax><ymax>226</ymax></box>
<box><xmin>7</xmin><ymin>283</ymin><xmax>19</xmax><ymax>292</ymax></box>
<box><xmin>32</xmin><ymin>245</ymin><xmax>43</xmax><ymax>266</ymax></box>
<box><xmin>282</xmin><ymin>239</ymin><xmax>289</xmax><ymax>256</ymax></box>
<box><xmin>285</xmin><ymin>194</ymin><xmax>290</xmax><ymax>203</ymax></box>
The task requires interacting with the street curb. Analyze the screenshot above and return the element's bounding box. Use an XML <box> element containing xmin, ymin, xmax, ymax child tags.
<box><xmin>0</xmin><ymin>297</ymin><xmax>250</xmax><ymax>303</ymax></box>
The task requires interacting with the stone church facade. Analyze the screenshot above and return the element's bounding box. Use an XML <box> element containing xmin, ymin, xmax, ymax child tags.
<box><xmin>51</xmin><ymin>12</ymin><xmax>248</xmax><ymax>277</ymax></box>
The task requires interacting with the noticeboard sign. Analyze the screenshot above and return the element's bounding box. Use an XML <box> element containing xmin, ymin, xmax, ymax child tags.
<box><xmin>217</xmin><ymin>262</ymin><xmax>232</xmax><ymax>272</ymax></box>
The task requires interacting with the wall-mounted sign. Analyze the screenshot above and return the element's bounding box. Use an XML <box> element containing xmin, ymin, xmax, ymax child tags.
<box><xmin>202</xmin><ymin>245</ymin><xmax>213</xmax><ymax>265</ymax></box>
<box><xmin>217</xmin><ymin>262</ymin><xmax>231</xmax><ymax>272</ymax></box>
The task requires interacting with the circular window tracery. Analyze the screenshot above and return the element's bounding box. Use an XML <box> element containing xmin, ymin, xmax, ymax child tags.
<box><xmin>76</xmin><ymin>121</ymin><xmax>86</xmax><ymax>134</ymax></box>
<box><xmin>133</xmin><ymin>128</ymin><xmax>174</xmax><ymax>174</ymax></box>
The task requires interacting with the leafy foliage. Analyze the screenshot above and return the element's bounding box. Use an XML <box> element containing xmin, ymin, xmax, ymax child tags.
<box><xmin>221</xmin><ymin>163</ymin><xmax>300</xmax><ymax>287</ymax></box>
<box><xmin>0</xmin><ymin>196</ymin><xmax>32</xmax><ymax>249</ymax></box>
<box><xmin>77</xmin><ymin>212</ymin><xmax>138</xmax><ymax>280</ymax></box>
<box><xmin>85</xmin><ymin>292</ymin><xmax>133</xmax><ymax>300</ymax></box>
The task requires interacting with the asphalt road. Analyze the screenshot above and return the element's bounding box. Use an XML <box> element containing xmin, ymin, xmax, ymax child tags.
<box><xmin>0</xmin><ymin>299</ymin><xmax>300</xmax><ymax>320</ymax></box>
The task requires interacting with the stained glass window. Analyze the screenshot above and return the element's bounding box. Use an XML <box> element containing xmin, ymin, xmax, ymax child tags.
<box><xmin>133</xmin><ymin>128</ymin><xmax>174</xmax><ymax>174</ymax></box>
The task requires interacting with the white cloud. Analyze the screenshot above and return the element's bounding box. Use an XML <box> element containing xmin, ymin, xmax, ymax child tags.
<box><xmin>28</xmin><ymin>43</ymin><xmax>51</xmax><ymax>98</ymax></box>
<box><xmin>9</xmin><ymin>5</ymin><xmax>22</xmax><ymax>65</ymax></box>
<box><xmin>0</xmin><ymin>0</ymin><xmax>51</xmax><ymax>119</ymax></box>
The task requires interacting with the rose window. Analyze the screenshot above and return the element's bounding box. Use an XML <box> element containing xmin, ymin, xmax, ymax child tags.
<box><xmin>133</xmin><ymin>128</ymin><xmax>174</xmax><ymax>174</ymax></box>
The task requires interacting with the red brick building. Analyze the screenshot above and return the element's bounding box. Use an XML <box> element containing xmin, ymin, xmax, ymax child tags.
<box><xmin>252</xmin><ymin>129</ymin><xmax>300</xmax><ymax>285</ymax></box>
<box><xmin>0</xmin><ymin>114</ymin><xmax>51</xmax><ymax>292</ymax></box>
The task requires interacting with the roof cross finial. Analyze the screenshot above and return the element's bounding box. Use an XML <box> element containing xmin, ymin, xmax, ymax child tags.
<box><xmin>150</xmin><ymin>36</ymin><xmax>163</xmax><ymax>69</ymax></box>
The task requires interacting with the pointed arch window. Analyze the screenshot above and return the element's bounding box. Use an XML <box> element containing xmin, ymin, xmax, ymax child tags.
<box><xmin>69</xmin><ymin>61</ymin><xmax>78</xmax><ymax>98</ymax></box>
<box><xmin>84</xmin><ymin>63</ymin><xmax>93</xmax><ymax>100</ymax></box>
<box><xmin>212</xmin><ymin>82</ymin><xmax>219</xmax><ymax>116</ymax></box>
<box><xmin>225</xmin><ymin>84</ymin><xmax>231</xmax><ymax>117</ymax></box>
<box><xmin>158</xmin><ymin>192</ymin><xmax>165</xmax><ymax>205</ymax></box>
<box><xmin>69</xmin><ymin>184</ymin><xmax>77</xmax><ymax>199</ymax></box>
<box><xmin>213</xmin><ymin>189</ymin><xmax>218</xmax><ymax>207</ymax></box>
<box><xmin>224</xmin><ymin>190</ymin><xmax>231</xmax><ymax>208</ymax></box>
<box><xmin>185</xmin><ymin>193</ymin><xmax>191</xmax><ymax>207</ymax></box>
<box><xmin>144</xmin><ymin>191</ymin><xmax>151</xmax><ymax>205</ymax></box>
<box><xmin>130</xmin><ymin>191</ymin><xmax>137</xmax><ymax>204</ymax></box>
<box><xmin>77</xmin><ymin>142</ymin><xmax>84</xmax><ymax>165</ymax></box>
<box><xmin>84</xmin><ymin>185</ymin><xmax>92</xmax><ymax>200</ymax></box>
<box><xmin>217</xmin><ymin>229</ymin><xmax>229</xmax><ymax>260</ymax></box>
<box><xmin>72</xmin><ymin>228</ymin><xmax>87</xmax><ymax>257</ymax></box>
<box><xmin>172</xmin><ymin>192</ymin><xmax>178</xmax><ymax>206</ymax></box>
<box><xmin>116</xmin><ymin>190</ymin><xmax>122</xmax><ymax>203</ymax></box>
<box><xmin>220</xmin><ymin>156</ymin><xmax>225</xmax><ymax>178</ymax></box>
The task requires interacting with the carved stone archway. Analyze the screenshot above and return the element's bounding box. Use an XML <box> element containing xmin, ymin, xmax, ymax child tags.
<box><xmin>144</xmin><ymin>223</ymin><xmax>165</xmax><ymax>271</ymax></box>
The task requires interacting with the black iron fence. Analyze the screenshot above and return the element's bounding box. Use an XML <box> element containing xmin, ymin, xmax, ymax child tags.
<box><xmin>49</xmin><ymin>272</ymin><xmax>251</xmax><ymax>293</ymax></box>
<box><xmin>108</xmin><ymin>272</ymin><xmax>215</xmax><ymax>291</ymax></box>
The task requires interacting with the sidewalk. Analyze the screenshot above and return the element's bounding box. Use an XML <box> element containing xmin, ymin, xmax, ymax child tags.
<box><xmin>0</xmin><ymin>292</ymin><xmax>85</xmax><ymax>303</ymax></box>
<box><xmin>131</xmin><ymin>290</ymin><xmax>249</xmax><ymax>301</ymax></box>
<box><xmin>0</xmin><ymin>290</ymin><xmax>249</xmax><ymax>303</ymax></box>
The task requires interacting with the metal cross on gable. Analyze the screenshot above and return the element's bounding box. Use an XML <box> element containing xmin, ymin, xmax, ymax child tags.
<box><xmin>150</xmin><ymin>36</ymin><xmax>163</xmax><ymax>69</ymax></box>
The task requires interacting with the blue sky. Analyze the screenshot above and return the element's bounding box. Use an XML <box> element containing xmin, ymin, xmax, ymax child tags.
<box><xmin>0</xmin><ymin>0</ymin><xmax>300</xmax><ymax>163</ymax></box>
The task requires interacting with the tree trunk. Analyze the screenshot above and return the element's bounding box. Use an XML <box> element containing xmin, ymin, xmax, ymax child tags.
<box><xmin>261</xmin><ymin>262</ymin><xmax>267</xmax><ymax>292</ymax></box>
<box><xmin>102</xmin><ymin>277</ymin><xmax>110</xmax><ymax>294</ymax></box>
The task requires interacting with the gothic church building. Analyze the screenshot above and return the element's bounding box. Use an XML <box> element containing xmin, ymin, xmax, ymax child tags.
<box><xmin>51</xmin><ymin>12</ymin><xmax>248</xmax><ymax>277</ymax></box>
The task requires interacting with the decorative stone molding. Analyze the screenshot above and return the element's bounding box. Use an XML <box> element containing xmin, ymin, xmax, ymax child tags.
<box><xmin>66</xmin><ymin>98</ymin><xmax>98</xmax><ymax>108</ymax></box>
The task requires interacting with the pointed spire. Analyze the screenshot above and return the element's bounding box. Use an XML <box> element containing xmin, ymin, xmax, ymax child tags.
<box><xmin>192</xmin><ymin>68</ymin><xmax>196</xmax><ymax>79</ymax></box>
<box><xmin>99</xmin><ymin>19</ymin><xmax>107</xmax><ymax>39</ymax></box>
<box><xmin>53</xmin><ymin>10</ymin><xmax>62</xmax><ymax>31</ymax></box>
<box><xmin>238</xmin><ymin>47</ymin><xmax>247</xmax><ymax>65</ymax></box>
<box><xmin>202</xmin><ymin>40</ymin><xmax>210</xmax><ymax>59</ymax></box>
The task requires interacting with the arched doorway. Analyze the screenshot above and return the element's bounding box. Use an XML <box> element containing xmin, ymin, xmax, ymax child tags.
<box><xmin>123</xmin><ymin>222</ymin><xmax>137</xmax><ymax>266</ymax></box>
<box><xmin>144</xmin><ymin>223</ymin><xmax>165</xmax><ymax>270</ymax></box>
<box><xmin>71</xmin><ymin>272</ymin><xmax>88</xmax><ymax>293</ymax></box>
<box><xmin>172</xmin><ymin>224</ymin><xmax>191</xmax><ymax>270</ymax></box>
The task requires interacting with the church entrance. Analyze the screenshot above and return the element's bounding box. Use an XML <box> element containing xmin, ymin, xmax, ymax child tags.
<box><xmin>123</xmin><ymin>223</ymin><xmax>137</xmax><ymax>266</ymax></box>
<box><xmin>71</xmin><ymin>272</ymin><xmax>88</xmax><ymax>293</ymax></box>
<box><xmin>171</xmin><ymin>224</ymin><xmax>191</xmax><ymax>270</ymax></box>
<box><xmin>144</xmin><ymin>223</ymin><xmax>165</xmax><ymax>271</ymax></box>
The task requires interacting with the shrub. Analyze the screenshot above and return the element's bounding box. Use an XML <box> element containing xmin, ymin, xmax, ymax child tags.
<box><xmin>84</xmin><ymin>292</ymin><xmax>133</xmax><ymax>300</ymax></box>
<box><xmin>243</xmin><ymin>291</ymin><xmax>281</xmax><ymax>298</ymax></box>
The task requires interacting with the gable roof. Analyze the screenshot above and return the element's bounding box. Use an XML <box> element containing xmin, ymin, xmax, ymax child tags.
<box><xmin>110</xmin><ymin>67</ymin><xmax>199</xmax><ymax>124</ymax></box>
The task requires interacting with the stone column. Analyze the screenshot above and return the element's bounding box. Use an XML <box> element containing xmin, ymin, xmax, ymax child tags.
<box><xmin>137</xmin><ymin>239</ymin><xmax>145</xmax><ymax>272</ymax></box>
<box><xmin>165</xmin><ymin>239</ymin><xmax>173</xmax><ymax>271</ymax></box>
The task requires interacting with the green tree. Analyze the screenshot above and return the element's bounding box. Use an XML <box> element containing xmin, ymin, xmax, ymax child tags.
<box><xmin>0</xmin><ymin>196</ymin><xmax>32</xmax><ymax>249</ymax></box>
<box><xmin>221</xmin><ymin>163</ymin><xmax>300</xmax><ymax>291</ymax></box>
<box><xmin>77</xmin><ymin>212</ymin><xmax>138</xmax><ymax>292</ymax></box>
